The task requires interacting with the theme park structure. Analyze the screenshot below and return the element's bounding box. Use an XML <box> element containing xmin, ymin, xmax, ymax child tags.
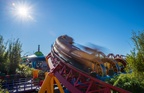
<box><xmin>0</xmin><ymin>35</ymin><xmax>131</xmax><ymax>93</ymax></box>
<box><xmin>0</xmin><ymin>45</ymin><xmax>47</xmax><ymax>93</ymax></box>
<box><xmin>39</xmin><ymin>35</ymin><xmax>131</xmax><ymax>93</ymax></box>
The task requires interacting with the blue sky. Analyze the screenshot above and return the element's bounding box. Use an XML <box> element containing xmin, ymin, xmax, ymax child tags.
<box><xmin>0</xmin><ymin>0</ymin><xmax>144</xmax><ymax>56</ymax></box>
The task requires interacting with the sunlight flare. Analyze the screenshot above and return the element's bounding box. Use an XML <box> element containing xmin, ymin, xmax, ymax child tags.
<box><xmin>17</xmin><ymin>6</ymin><xmax>29</xmax><ymax>17</ymax></box>
<box><xmin>11</xmin><ymin>2</ymin><xmax>34</xmax><ymax>21</ymax></box>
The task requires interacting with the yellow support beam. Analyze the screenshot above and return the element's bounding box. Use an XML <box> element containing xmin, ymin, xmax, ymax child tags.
<box><xmin>54</xmin><ymin>77</ymin><xmax>64</xmax><ymax>93</ymax></box>
<box><xmin>39</xmin><ymin>72</ymin><xmax>52</xmax><ymax>93</ymax></box>
<box><xmin>38</xmin><ymin>72</ymin><xmax>64</xmax><ymax>93</ymax></box>
<box><xmin>50</xmin><ymin>76</ymin><xmax>54</xmax><ymax>93</ymax></box>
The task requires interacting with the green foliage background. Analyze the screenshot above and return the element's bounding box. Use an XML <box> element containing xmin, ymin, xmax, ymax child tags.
<box><xmin>107</xmin><ymin>31</ymin><xmax>144</xmax><ymax>93</ymax></box>
<box><xmin>0</xmin><ymin>35</ymin><xmax>22</xmax><ymax>74</ymax></box>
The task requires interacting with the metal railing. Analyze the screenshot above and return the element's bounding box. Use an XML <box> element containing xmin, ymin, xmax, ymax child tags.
<box><xmin>1</xmin><ymin>77</ymin><xmax>40</xmax><ymax>93</ymax></box>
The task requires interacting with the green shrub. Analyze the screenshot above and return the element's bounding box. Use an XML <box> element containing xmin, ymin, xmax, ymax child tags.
<box><xmin>0</xmin><ymin>79</ymin><xmax>9</xmax><ymax>93</ymax></box>
<box><xmin>107</xmin><ymin>74</ymin><xmax>144</xmax><ymax>93</ymax></box>
<box><xmin>16</xmin><ymin>64</ymin><xmax>34</xmax><ymax>77</ymax></box>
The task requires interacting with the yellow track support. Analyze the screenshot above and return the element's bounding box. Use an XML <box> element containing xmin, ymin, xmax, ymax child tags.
<box><xmin>38</xmin><ymin>72</ymin><xmax>64</xmax><ymax>93</ymax></box>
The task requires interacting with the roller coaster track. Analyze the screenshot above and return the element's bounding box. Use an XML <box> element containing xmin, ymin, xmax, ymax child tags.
<box><xmin>39</xmin><ymin>35</ymin><xmax>131</xmax><ymax>93</ymax></box>
<box><xmin>39</xmin><ymin>51</ymin><xmax>131</xmax><ymax>93</ymax></box>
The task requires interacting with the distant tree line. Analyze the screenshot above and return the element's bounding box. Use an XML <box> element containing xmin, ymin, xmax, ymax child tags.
<box><xmin>0</xmin><ymin>35</ymin><xmax>22</xmax><ymax>74</ymax></box>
